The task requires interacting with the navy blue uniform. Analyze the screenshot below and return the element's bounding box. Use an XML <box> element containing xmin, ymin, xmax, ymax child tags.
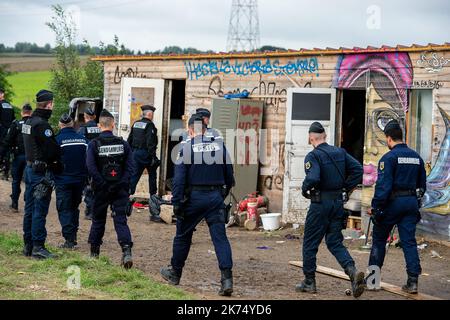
<box><xmin>86</xmin><ymin>131</ymin><xmax>135</xmax><ymax>247</ymax></box>
<box><xmin>78</xmin><ymin>120</ymin><xmax>101</xmax><ymax>218</ymax></box>
<box><xmin>54</xmin><ymin>127</ymin><xmax>88</xmax><ymax>242</ymax></box>
<box><xmin>22</xmin><ymin>108</ymin><xmax>61</xmax><ymax>247</ymax></box>
<box><xmin>301</xmin><ymin>142</ymin><xmax>363</xmax><ymax>277</ymax></box>
<box><xmin>0</xmin><ymin>99</ymin><xmax>15</xmax><ymax>177</ymax></box>
<box><xmin>1</xmin><ymin>116</ymin><xmax>30</xmax><ymax>206</ymax></box>
<box><xmin>369</xmin><ymin>144</ymin><xmax>427</xmax><ymax>277</ymax></box>
<box><xmin>170</xmin><ymin>135</ymin><xmax>235</xmax><ymax>273</ymax></box>
<box><xmin>128</xmin><ymin>118</ymin><xmax>159</xmax><ymax>196</ymax></box>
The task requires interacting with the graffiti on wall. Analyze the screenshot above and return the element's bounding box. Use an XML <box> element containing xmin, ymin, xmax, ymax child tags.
<box><xmin>113</xmin><ymin>66</ymin><xmax>147</xmax><ymax>84</ymax></box>
<box><xmin>412</xmin><ymin>80</ymin><xmax>444</xmax><ymax>89</ymax></box>
<box><xmin>333</xmin><ymin>52</ymin><xmax>413</xmax><ymax>206</ymax></box>
<box><xmin>184</xmin><ymin>57</ymin><xmax>320</xmax><ymax>80</ymax></box>
<box><xmin>422</xmin><ymin>106</ymin><xmax>450</xmax><ymax>214</ymax></box>
<box><xmin>416</xmin><ymin>52</ymin><xmax>450</xmax><ymax>73</ymax></box>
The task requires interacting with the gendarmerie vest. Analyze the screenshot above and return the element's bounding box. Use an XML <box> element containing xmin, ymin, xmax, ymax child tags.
<box><xmin>93</xmin><ymin>135</ymin><xmax>126</xmax><ymax>183</ymax></box>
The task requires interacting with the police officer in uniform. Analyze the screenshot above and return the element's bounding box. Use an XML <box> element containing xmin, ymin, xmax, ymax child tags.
<box><xmin>55</xmin><ymin>114</ymin><xmax>88</xmax><ymax>249</ymax></box>
<box><xmin>0</xmin><ymin>87</ymin><xmax>16</xmax><ymax>180</ymax></box>
<box><xmin>128</xmin><ymin>105</ymin><xmax>160</xmax><ymax>221</ymax></box>
<box><xmin>86</xmin><ymin>109</ymin><xmax>135</xmax><ymax>269</ymax></box>
<box><xmin>22</xmin><ymin>89</ymin><xmax>62</xmax><ymax>259</ymax></box>
<box><xmin>160</xmin><ymin>114</ymin><xmax>235</xmax><ymax>296</ymax></box>
<box><xmin>368</xmin><ymin>120</ymin><xmax>426</xmax><ymax>294</ymax></box>
<box><xmin>0</xmin><ymin>104</ymin><xmax>32</xmax><ymax>211</ymax></box>
<box><xmin>296</xmin><ymin>122</ymin><xmax>365</xmax><ymax>298</ymax></box>
<box><xmin>180</xmin><ymin>108</ymin><xmax>222</xmax><ymax>145</ymax></box>
<box><xmin>78</xmin><ymin>107</ymin><xmax>101</xmax><ymax>220</ymax></box>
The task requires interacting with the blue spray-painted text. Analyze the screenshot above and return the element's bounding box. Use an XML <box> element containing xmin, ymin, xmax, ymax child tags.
<box><xmin>184</xmin><ymin>58</ymin><xmax>320</xmax><ymax>80</ymax></box>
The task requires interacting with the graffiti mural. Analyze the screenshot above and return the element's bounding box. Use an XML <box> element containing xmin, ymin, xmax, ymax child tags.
<box><xmin>416</xmin><ymin>52</ymin><xmax>450</xmax><ymax>73</ymax></box>
<box><xmin>333</xmin><ymin>52</ymin><xmax>413</xmax><ymax>206</ymax></box>
<box><xmin>184</xmin><ymin>57</ymin><xmax>319</xmax><ymax>80</ymax></box>
<box><xmin>422</xmin><ymin>106</ymin><xmax>450</xmax><ymax>213</ymax></box>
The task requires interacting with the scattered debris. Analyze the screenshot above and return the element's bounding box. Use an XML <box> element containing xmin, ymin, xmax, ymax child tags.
<box><xmin>207</xmin><ymin>250</ymin><xmax>216</xmax><ymax>255</ymax></box>
<box><xmin>344</xmin><ymin>236</ymin><xmax>352</xmax><ymax>240</ymax></box>
<box><xmin>342</xmin><ymin>229</ymin><xmax>363</xmax><ymax>239</ymax></box>
<box><xmin>359</xmin><ymin>235</ymin><xmax>366</xmax><ymax>240</ymax></box>
<box><xmin>417</xmin><ymin>243</ymin><xmax>428</xmax><ymax>250</ymax></box>
<box><xmin>431</xmin><ymin>250</ymin><xmax>443</xmax><ymax>259</ymax></box>
<box><xmin>276</xmin><ymin>241</ymin><xmax>285</xmax><ymax>244</ymax></box>
<box><xmin>422</xmin><ymin>273</ymin><xmax>430</xmax><ymax>276</ymax></box>
<box><xmin>292</xmin><ymin>223</ymin><xmax>300</xmax><ymax>230</ymax></box>
<box><xmin>256</xmin><ymin>246</ymin><xmax>273</xmax><ymax>250</ymax></box>
<box><xmin>285</xmin><ymin>234</ymin><xmax>300</xmax><ymax>240</ymax></box>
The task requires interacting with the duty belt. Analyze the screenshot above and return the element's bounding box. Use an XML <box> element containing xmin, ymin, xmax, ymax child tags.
<box><xmin>390</xmin><ymin>189</ymin><xmax>416</xmax><ymax>199</ymax></box>
<box><xmin>191</xmin><ymin>185</ymin><xmax>222</xmax><ymax>191</ymax></box>
<box><xmin>320</xmin><ymin>190</ymin><xmax>342</xmax><ymax>201</ymax></box>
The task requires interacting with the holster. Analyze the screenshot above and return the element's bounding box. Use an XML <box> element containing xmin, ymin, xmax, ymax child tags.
<box><xmin>33</xmin><ymin>171</ymin><xmax>54</xmax><ymax>200</ymax></box>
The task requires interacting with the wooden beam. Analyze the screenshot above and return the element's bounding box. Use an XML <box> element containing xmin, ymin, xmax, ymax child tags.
<box><xmin>289</xmin><ymin>261</ymin><xmax>442</xmax><ymax>300</ymax></box>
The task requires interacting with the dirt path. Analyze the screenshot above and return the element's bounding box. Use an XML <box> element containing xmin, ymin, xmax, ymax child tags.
<box><xmin>1</xmin><ymin>179</ymin><xmax>449</xmax><ymax>300</ymax></box>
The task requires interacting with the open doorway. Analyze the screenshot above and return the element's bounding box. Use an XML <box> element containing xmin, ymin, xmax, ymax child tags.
<box><xmin>165</xmin><ymin>80</ymin><xmax>186</xmax><ymax>190</ymax></box>
<box><xmin>341</xmin><ymin>89</ymin><xmax>366</xmax><ymax>164</ymax></box>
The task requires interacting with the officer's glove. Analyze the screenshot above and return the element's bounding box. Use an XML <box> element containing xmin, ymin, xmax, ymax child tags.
<box><xmin>173</xmin><ymin>204</ymin><xmax>185</xmax><ymax>221</ymax></box>
<box><xmin>151</xmin><ymin>156</ymin><xmax>161</xmax><ymax>168</ymax></box>
<box><xmin>33</xmin><ymin>176</ymin><xmax>54</xmax><ymax>200</ymax></box>
<box><xmin>370</xmin><ymin>208</ymin><xmax>384</xmax><ymax>226</ymax></box>
<box><xmin>125</xmin><ymin>198</ymin><xmax>136</xmax><ymax>217</ymax></box>
<box><xmin>302</xmin><ymin>189</ymin><xmax>311</xmax><ymax>199</ymax></box>
<box><xmin>342</xmin><ymin>190</ymin><xmax>349</xmax><ymax>203</ymax></box>
<box><xmin>32</xmin><ymin>161</ymin><xmax>47</xmax><ymax>174</ymax></box>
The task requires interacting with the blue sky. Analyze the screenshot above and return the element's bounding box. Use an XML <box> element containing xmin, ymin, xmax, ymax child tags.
<box><xmin>0</xmin><ymin>0</ymin><xmax>448</xmax><ymax>52</ymax></box>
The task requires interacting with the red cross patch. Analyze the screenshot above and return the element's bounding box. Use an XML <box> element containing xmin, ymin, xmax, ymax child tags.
<box><xmin>110</xmin><ymin>169</ymin><xmax>117</xmax><ymax>177</ymax></box>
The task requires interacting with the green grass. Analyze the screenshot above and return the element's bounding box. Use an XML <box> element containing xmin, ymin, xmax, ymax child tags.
<box><xmin>0</xmin><ymin>232</ymin><xmax>194</xmax><ymax>300</ymax></box>
<box><xmin>6</xmin><ymin>71</ymin><xmax>52</xmax><ymax>107</ymax></box>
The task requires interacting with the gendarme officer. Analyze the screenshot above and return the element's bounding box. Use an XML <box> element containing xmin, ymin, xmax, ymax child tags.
<box><xmin>127</xmin><ymin>105</ymin><xmax>160</xmax><ymax>219</ymax></box>
<box><xmin>368</xmin><ymin>120</ymin><xmax>426</xmax><ymax>294</ymax></box>
<box><xmin>297</xmin><ymin>122</ymin><xmax>365</xmax><ymax>298</ymax></box>
<box><xmin>0</xmin><ymin>103</ymin><xmax>32</xmax><ymax>211</ymax></box>
<box><xmin>0</xmin><ymin>87</ymin><xmax>16</xmax><ymax>180</ymax></box>
<box><xmin>160</xmin><ymin>114</ymin><xmax>235</xmax><ymax>296</ymax></box>
<box><xmin>86</xmin><ymin>109</ymin><xmax>135</xmax><ymax>268</ymax></box>
<box><xmin>78</xmin><ymin>107</ymin><xmax>101</xmax><ymax>220</ymax></box>
<box><xmin>22</xmin><ymin>89</ymin><xmax>62</xmax><ymax>259</ymax></box>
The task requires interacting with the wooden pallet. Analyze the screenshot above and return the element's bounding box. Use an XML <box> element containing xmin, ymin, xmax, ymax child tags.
<box><xmin>347</xmin><ymin>216</ymin><xmax>362</xmax><ymax>229</ymax></box>
<box><xmin>289</xmin><ymin>261</ymin><xmax>441</xmax><ymax>300</ymax></box>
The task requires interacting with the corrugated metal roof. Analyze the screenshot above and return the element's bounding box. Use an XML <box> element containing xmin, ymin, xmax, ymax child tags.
<box><xmin>92</xmin><ymin>43</ymin><xmax>450</xmax><ymax>62</ymax></box>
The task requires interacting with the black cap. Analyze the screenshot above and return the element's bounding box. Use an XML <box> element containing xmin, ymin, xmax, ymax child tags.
<box><xmin>188</xmin><ymin>113</ymin><xmax>206</xmax><ymax>127</ymax></box>
<box><xmin>22</xmin><ymin>103</ymin><xmax>32</xmax><ymax>112</ymax></box>
<box><xmin>59</xmin><ymin>113</ymin><xmax>73</xmax><ymax>124</ymax></box>
<box><xmin>196</xmin><ymin>108</ymin><xmax>211</xmax><ymax>118</ymax></box>
<box><xmin>36</xmin><ymin>89</ymin><xmax>53</xmax><ymax>102</ymax></box>
<box><xmin>308</xmin><ymin>121</ymin><xmax>325</xmax><ymax>134</ymax></box>
<box><xmin>84</xmin><ymin>107</ymin><xmax>96</xmax><ymax>116</ymax></box>
<box><xmin>99</xmin><ymin>109</ymin><xmax>114</xmax><ymax>119</ymax></box>
<box><xmin>141</xmin><ymin>105</ymin><xmax>155</xmax><ymax>112</ymax></box>
<box><xmin>383</xmin><ymin>119</ymin><xmax>401</xmax><ymax>134</ymax></box>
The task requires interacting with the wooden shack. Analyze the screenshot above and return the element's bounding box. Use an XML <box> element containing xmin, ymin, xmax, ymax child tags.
<box><xmin>93</xmin><ymin>43</ymin><xmax>450</xmax><ymax>239</ymax></box>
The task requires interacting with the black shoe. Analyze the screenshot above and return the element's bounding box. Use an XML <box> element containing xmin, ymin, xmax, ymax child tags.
<box><xmin>295</xmin><ymin>277</ymin><xmax>317</xmax><ymax>293</ymax></box>
<box><xmin>31</xmin><ymin>245</ymin><xmax>55</xmax><ymax>260</ymax></box>
<box><xmin>90</xmin><ymin>244</ymin><xmax>100</xmax><ymax>258</ymax></box>
<box><xmin>160</xmin><ymin>266</ymin><xmax>181</xmax><ymax>285</ymax></box>
<box><xmin>402</xmin><ymin>275</ymin><xmax>418</xmax><ymax>294</ymax></box>
<box><xmin>121</xmin><ymin>244</ymin><xmax>133</xmax><ymax>269</ymax></box>
<box><xmin>218</xmin><ymin>269</ymin><xmax>233</xmax><ymax>296</ymax></box>
<box><xmin>9</xmin><ymin>201</ymin><xmax>18</xmax><ymax>212</ymax></box>
<box><xmin>345</xmin><ymin>265</ymin><xmax>366</xmax><ymax>298</ymax></box>
<box><xmin>150</xmin><ymin>215</ymin><xmax>162</xmax><ymax>223</ymax></box>
<box><xmin>23</xmin><ymin>243</ymin><xmax>32</xmax><ymax>257</ymax></box>
<box><xmin>59</xmin><ymin>240</ymin><xmax>77</xmax><ymax>249</ymax></box>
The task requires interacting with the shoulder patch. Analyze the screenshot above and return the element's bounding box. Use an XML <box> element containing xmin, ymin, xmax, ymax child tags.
<box><xmin>305</xmin><ymin>161</ymin><xmax>311</xmax><ymax>170</ymax></box>
<box><xmin>379</xmin><ymin>161</ymin><xmax>384</xmax><ymax>171</ymax></box>
<box><xmin>398</xmin><ymin>157</ymin><xmax>420</xmax><ymax>165</ymax></box>
<box><xmin>133</xmin><ymin>122</ymin><xmax>147</xmax><ymax>130</ymax></box>
<box><xmin>44</xmin><ymin>129</ymin><xmax>53</xmax><ymax>137</ymax></box>
<box><xmin>22</xmin><ymin>124</ymin><xmax>31</xmax><ymax>135</ymax></box>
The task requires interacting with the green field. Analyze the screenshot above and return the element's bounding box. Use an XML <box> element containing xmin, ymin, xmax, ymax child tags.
<box><xmin>6</xmin><ymin>70</ymin><xmax>52</xmax><ymax>108</ymax></box>
<box><xmin>0</xmin><ymin>233</ymin><xmax>193</xmax><ymax>300</ymax></box>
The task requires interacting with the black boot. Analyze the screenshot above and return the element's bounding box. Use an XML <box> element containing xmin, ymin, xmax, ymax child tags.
<box><xmin>295</xmin><ymin>276</ymin><xmax>317</xmax><ymax>293</ymax></box>
<box><xmin>121</xmin><ymin>244</ymin><xmax>133</xmax><ymax>269</ymax></box>
<box><xmin>218</xmin><ymin>269</ymin><xmax>233</xmax><ymax>296</ymax></box>
<box><xmin>90</xmin><ymin>244</ymin><xmax>100</xmax><ymax>258</ymax></box>
<box><xmin>345</xmin><ymin>265</ymin><xmax>365</xmax><ymax>298</ymax></box>
<box><xmin>10</xmin><ymin>200</ymin><xmax>18</xmax><ymax>212</ymax></box>
<box><xmin>160</xmin><ymin>266</ymin><xmax>181</xmax><ymax>285</ymax></box>
<box><xmin>31</xmin><ymin>245</ymin><xmax>55</xmax><ymax>260</ymax></box>
<box><xmin>59</xmin><ymin>239</ymin><xmax>77</xmax><ymax>249</ymax></box>
<box><xmin>402</xmin><ymin>275</ymin><xmax>418</xmax><ymax>294</ymax></box>
<box><xmin>23</xmin><ymin>242</ymin><xmax>32</xmax><ymax>257</ymax></box>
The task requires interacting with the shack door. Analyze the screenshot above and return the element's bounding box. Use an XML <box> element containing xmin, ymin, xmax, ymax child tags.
<box><xmin>283</xmin><ymin>88</ymin><xmax>336</xmax><ymax>223</ymax></box>
<box><xmin>119</xmin><ymin>78</ymin><xmax>165</xmax><ymax>197</ymax></box>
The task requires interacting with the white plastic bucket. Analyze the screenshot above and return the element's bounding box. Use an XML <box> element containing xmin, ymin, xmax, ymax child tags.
<box><xmin>260</xmin><ymin>213</ymin><xmax>281</xmax><ymax>231</ymax></box>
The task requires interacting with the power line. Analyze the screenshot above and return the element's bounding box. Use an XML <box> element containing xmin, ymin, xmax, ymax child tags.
<box><xmin>226</xmin><ymin>0</ymin><xmax>260</xmax><ymax>52</ymax></box>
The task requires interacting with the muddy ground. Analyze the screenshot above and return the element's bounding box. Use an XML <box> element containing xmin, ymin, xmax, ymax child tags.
<box><xmin>1</xmin><ymin>179</ymin><xmax>449</xmax><ymax>300</ymax></box>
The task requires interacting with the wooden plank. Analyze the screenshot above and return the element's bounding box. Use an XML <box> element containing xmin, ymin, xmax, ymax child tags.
<box><xmin>289</xmin><ymin>260</ymin><xmax>442</xmax><ymax>300</ymax></box>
